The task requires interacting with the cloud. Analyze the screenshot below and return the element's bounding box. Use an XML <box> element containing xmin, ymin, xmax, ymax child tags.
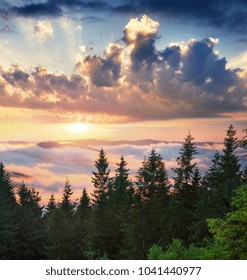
<box><xmin>0</xmin><ymin>15</ymin><xmax>246</xmax><ymax>122</ymax></box>
<box><xmin>122</xmin><ymin>14</ymin><xmax>159</xmax><ymax>75</ymax></box>
<box><xmin>115</xmin><ymin>0</ymin><xmax>247</xmax><ymax>34</ymax></box>
<box><xmin>0</xmin><ymin>24</ymin><xmax>15</xmax><ymax>33</ymax></box>
<box><xmin>228</xmin><ymin>51</ymin><xmax>247</xmax><ymax>70</ymax></box>
<box><xmin>10</xmin><ymin>1</ymin><xmax>62</xmax><ymax>17</ymax></box>
<box><xmin>37</xmin><ymin>139</ymin><xmax>167</xmax><ymax>150</ymax></box>
<box><xmin>81</xmin><ymin>43</ymin><xmax>123</xmax><ymax>87</ymax></box>
<box><xmin>2</xmin><ymin>0</ymin><xmax>247</xmax><ymax>35</ymax></box>
<box><xmin>9</xmin><ymin>171</ymin><xmax>32</xmax><ymax>179</ymax></box>
<box><xmin>81</xmin><ymin>16</ymin><xmax>106</xmax><ymax>24</ymax></box>
<box><xmin>34</xmin><ymin>20</ymin><xmax>54</xmax><ymax>43</ymax></box>
<box><xmin>37</xmin><ymin>141</ymin><xmax>61</xmax><ymax>149</ymax></box>
<box><xmin>1</xmin><ymin>137</ymin><xmax>246</xmax><ymax>204</ymax></box>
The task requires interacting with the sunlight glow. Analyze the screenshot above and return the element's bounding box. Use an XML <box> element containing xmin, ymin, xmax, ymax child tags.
<box><xmin>66</xmin><ymin>123</ymin><xmax>89</xmax><ymax>134</ymax></box>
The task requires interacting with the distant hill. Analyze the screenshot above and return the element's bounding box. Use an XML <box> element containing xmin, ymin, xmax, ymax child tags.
<box><xmin>37</xmin><ymin>139</ymin><xmax>221</xmax><ymax>149</ymax></box>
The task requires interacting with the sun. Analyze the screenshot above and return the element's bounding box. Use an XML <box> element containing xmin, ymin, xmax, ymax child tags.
<box><xmin>66</xmin><ymin>123</ymin><xmax>89</xmax><ymax>134</ymax></box>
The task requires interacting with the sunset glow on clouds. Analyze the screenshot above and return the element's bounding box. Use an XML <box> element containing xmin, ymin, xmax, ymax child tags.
<box><xmin>0</xmin><ymin>0</ymin><xmax>247</xmax><ymax>202</ymax></box>
<box><xmin>0</xmin><ymin>14</ymin><xmax>246</xmax><ymax>126</ymax></box>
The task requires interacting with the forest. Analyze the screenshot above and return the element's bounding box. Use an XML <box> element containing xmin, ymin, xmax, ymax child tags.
<box><xmin>0</xmin><ymin>125</ymin><xmax>247</xmax><ymax>260</ymax></box>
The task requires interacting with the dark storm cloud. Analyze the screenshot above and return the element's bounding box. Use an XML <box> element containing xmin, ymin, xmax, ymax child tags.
<box><xmin>3</xmin><ymin>0</ymin><xmax>247</xmax><ymax>34</ymax></box>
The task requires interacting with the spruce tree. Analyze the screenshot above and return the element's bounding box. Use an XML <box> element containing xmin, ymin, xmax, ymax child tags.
<box><xmin>170</xmin><ymin>132</ymin><xmax>199</xmax><ymax>245</ymax></box>
<box><xmin>46</xmin><ymin>179</ymin><xmax>75</xmax><ymax>259</ymax></box>
<box><xmin>46</xmin><ymin>194</ymin><xmax>56</xmax><ymax>215</ymax></box>
<box><xmin>123</xmin><ymin>149</ymin><xmax>170</xmax><ymax>258</ymax></box>
<box><xmin>220</xmin><ymin>125</ymin><xmax>242</xmax><ymax>210</ymax></box>
<box><xmin>46</xmin><ymin>206</ymin><xmax>62</xmax><ymax>259</ymax></box>
<box><xmin>239</xmin><ymin>128</ymin><xmax>247</xmax><ymax>155</ymax></box>
<box><xmin>91</xmin><ymin>149</ymin><xmax>114</xmax><ymax>258</ymax></box>
<box><xmin>16</xmin><ymin>182</ymin><xmax>46</xmax><ymax>259</ymax></box>
<box><xmin>0</xmin><ymin>162</ymin><xmax>18</xmax><ymax>259</ymax></box>
<box><xmin>203</xmin><ymin>125</ymin><xmax>242</xmax><ymax>219</ymax></box>
<box><xmin>121</xmin><ymin>191</ymin><xmax>143</xmax><ymax>259</ymax></box>
<box><xmin>74</xmin><ymin>188</ymin><xmax>93</xmax><ymax>259</ymax></box>
<box><xmin>61</xmin><ymin>178</ymin><xmax>74</xmax><ymax>212</ymax></box>
<box><xmin>189</xmin><ymin>166</ymin><xmax>209</xmax><ymax>244</ymax></box>
<box><xmin>173</xmin><ymin>132</ymin><xmax>198</xmax><ymax>187</ymax></box>
<box><xmin>91</xmin><ymin>149</ymin><xmax>110</xmax><ymax>206</ymax></box>
<box><xmin>114</xmin><ymin>156</ymin><xmax>132</xmax><ymax>204</ymax></box>
<box><xmin>112</xmin><ymin>156</ymin><xmax>134</xmax><ymax>259</ymax></box>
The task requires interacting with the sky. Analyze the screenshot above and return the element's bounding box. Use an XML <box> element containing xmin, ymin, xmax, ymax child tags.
<box><xmin>0</xmin><ymin>0</ymin><xmax>247</xmax><ymax>203</ymax></box>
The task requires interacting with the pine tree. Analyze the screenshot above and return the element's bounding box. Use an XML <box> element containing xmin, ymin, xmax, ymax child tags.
<box><xmin>111</xmin><ymin>156</ymin><xmax>134</xmax><ymax>259</ymax></box>
<box><xmin>46</xmin><ymin>194</ymin><xmax>56</xmax><ymax>214</ymax></box>
<box><xmin>78</xmin><ymin>188</ymin><xmax>90</xmax><ymax>211</ymax></box>
<box><xmin>74</xmin><ymin>188</ymin><xmax>93</xmax><ymax>259</ymax></box>
<box><xmin>220</xmin><ymin>125</ymin><xmax>242</xmax><ymax>210</ymax></box>
<box><xmin>121</xmin><ymin>191</ymin><xmax>143</xmax><ymax>259</ymax></box>
<box><xmin>173</xmin><ymin>132</ymin><xmax>198</xmax><ymax>187</ymax></box>
<box><xmin>45</xmin><ymin>206</ymin><xmax>62</xmax><ymax>259</ymax></box>
<box><xmin>114</xmin><ymin>156</ymin><xmax>133</xmax><ymax>204</ymax></box>
<box><xmin>61</xmin><ymin>178</ymin><xmax>74</xmax><ymax>212</ymax></box>
<box><xmin>91</xmin><ymin>149</ymin><xmax>110</xmax><ymax>206</ymax></box>
<box><xmin>239</xmin><ymin>128</ymin><xmax>247</xmax><ymax>156</ymax></box>
<box><xmin>189</xmin><ymin>166</ymin><xmax>210</xmax><ymax>244</ymax></box>
<box><xmin>46</xmin><ymin>179</ymin><xmax>75</xmax><ymax>259</ymax></box>
<box><xmin>203</xmin><ymin>125</ymin><xmax>242</xmax><ymax>219</ymax></box>
<box><xmin>16</xmin><ymin>182</ymin><xmax>46</xmax><ymax>259</ymax></box>
<box><xmin>91</xmin><ymin>149</ymin><xmax>114</xmax><ymax>258</ymax></box>
<box><xmin>0</xmin><ymin>162</ymin><xmax>18</xmax><ymax>259</ymax></box>
<box><xmin>170</xmin><ymin>132</ymin><xmax>199</xmax><ymax>245</ymax></box>
<box><xmin>127</xmin><ymin>149</ymin><xmax>170</xmax><ymax>258</ymax></box>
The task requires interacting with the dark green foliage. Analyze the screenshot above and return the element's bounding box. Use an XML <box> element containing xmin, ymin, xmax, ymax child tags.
<box><xmin>203</xmin><ymin>125</ymin><xmax>242</xmax><ymax>219</ymax></box>
<box><xmin>46</xmin><ymin>194</ymin><xmax>56</xmax><ymax>214</ymax></box>
<box><xmin>45</xmin><ymin>207</ymin><xmax>62</xmax><ymax>259</ymax></box>
<box><xmin>147</xmin><ymin>239</ymin><xmax>203</xmax><ymax>260</ymax></box>
<box><xmin>61</xmin><ymin>178</ymin><xmax>74</xmax><ymax>212</ymax></box>
<box><xmin>239</xmin><ymin>128</ymin><xmax>247</xmax><ymax>152</ymax></box>
<box><xmin>73</xmin><ymin>188</ymin><xmax>93</xmax><ymax>259</ymax></box>
<box><xmin>111</xmin><ymin>156</ymin><xmax>134</xmax><ymax>259</ymax></box>
<box><xmin>0</xmin><ymin>126</ymin><xmax>246</xmax><ymax>260</ymax></box>
<box><xmin>123</xmin><ymin>149</ymin><xmax>170</xmax><ymax>259</ymax></box>
<box><xmin>208</xmin><ymin>184</ymin><xmax>247</xmax><ymax>259</ymax></box>
<box><xmin>220</xmin><ymin>125</ymin><xmax>242</xmax><ymax>207</ymax></box>
<box><xmin>16</xmin><ymin>182</ymin><xmax>46</xmax><ymax>259</ymax></box>
<box><xmin>91</xmin><ymin>149</ymin><xmax>110</xmax><ymax>206</ymax></box>
<box><xmin>91</xmin><ymin>149</ymin><xmax>116</xmax><ymax>258</ymax></box>
<box><xmin>147</xmin><ymin>239</ymin><xmax>229</xmax><ymax>260</ymax></box>
<box><xmin>170</xmin><ymin>133</ymin><xmax>200</xmax><ymax>244</ymax></box>
<box><xmin>0</xmin><ymin>163</ymin><xmax>18</xmax><ymax>259</ymax></box>
<box><xmin>120</xmin><ymin>191</ymin><xmax>143</xmax><ymax>259</ymax></box>
<box><xmin>46</xmin><ymin>178</ymin><xmax>76</xmax><ymax>259</ymax></box>
<box><xmin>173</xmin><ymin>132</ymin><xmax>198</xmax><ymax>186</ymax></box>
<box><xmin>114</xmin><ymin>156</ymin><xmax>133</xmax><ymax>205</ymax></box>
